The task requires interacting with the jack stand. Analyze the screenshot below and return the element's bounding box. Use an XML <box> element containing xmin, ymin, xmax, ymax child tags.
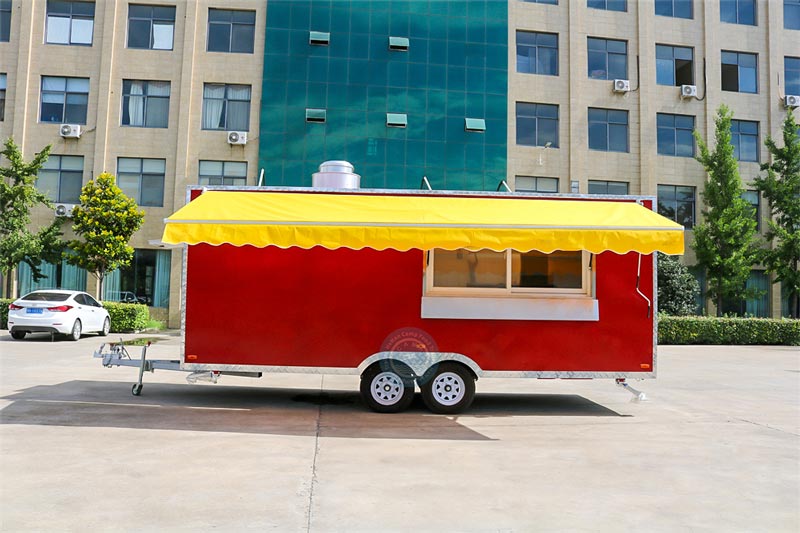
<box><xmin>616</xmin><ymin>378</ymin><xmax>647</xmax><ymax>402</ymax></box>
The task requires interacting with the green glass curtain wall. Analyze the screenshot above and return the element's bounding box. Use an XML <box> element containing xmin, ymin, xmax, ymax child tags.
<box><xmin>260</xmin><ymin>0</ymin><xmax>508</xmax><ymax>191</ymax></box>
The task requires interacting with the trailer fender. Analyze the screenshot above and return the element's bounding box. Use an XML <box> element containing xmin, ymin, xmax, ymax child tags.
<box><xmin>358</xmin><ymin>352</ymin><xmax>482</xmax><ymax>380</ymax></box>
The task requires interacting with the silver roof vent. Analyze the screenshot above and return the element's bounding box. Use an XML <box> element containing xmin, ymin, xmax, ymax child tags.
<box><xmin>311</xmin><ymin>160</ymin><xmax>361</xmax><ymax>189</ymax></box>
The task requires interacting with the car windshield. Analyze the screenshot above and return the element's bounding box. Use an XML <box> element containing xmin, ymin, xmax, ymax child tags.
<box><xmin>21</xmin><ymin>292</ymin><xmax>71</xmax><ymax>302</ymax></box>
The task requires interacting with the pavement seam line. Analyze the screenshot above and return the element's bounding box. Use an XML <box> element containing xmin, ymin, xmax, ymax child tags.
<box><xmin>306</xmin><ymin>375</ymin><xmax>323</xmax><ymax>533</ymax></box>
<box><xmin>735</xmin><ymin>417</ymin><xmax>800</xmax><ymax>437</ymax></box>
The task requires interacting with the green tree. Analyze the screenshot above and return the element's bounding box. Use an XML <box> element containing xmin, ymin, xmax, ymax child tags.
<box><xmin>657</xmin><ymin>253</ymin><xmax>700</xmax><ymax>316</ymax></box>
<box><xmin>66</xmin><ymin>173</ymin><xmax>144</xmax><ymax>297</ymax></box>
<box><xmin>0</xmin><ymin>138</ymin><xmax>65</xmax><ymax>298</ymax></box>
<box><xmin>753</xmin><ymin>110</ymin><xmax>800</xmax><ymax>318</ymax></box>
<box><xmin>692</xmin><ymin>105</ymin><xmax>760</xmax><ymax>316</ymax></box>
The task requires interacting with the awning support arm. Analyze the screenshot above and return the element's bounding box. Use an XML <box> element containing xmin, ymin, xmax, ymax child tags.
<box><xmin>420</xmin><ymin>176</ymin><xmax>432</xmax><ymax>190</ymax></box>
<box><xmin>635</xmin><ymin>253</ymin><xmax>652</xmax><ymax>318</ymax></box>
<box><xmin>496</xmin><ymin>180</ymin><xmax>512</xmax><ymax>192</ymax></box>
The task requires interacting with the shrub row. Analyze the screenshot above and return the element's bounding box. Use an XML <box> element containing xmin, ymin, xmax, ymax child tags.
<box><xmin>102</xmin><ymin>302</ymin><xmax>150</xmax><ymax>333</ymax></box>
<box><xmin>658</xmin><ymin>315</ymin><xmax>800</xmax><ymax>345</ymax></box>
<box><xmin>0</xmin><ymin>298</ymin><xmax>149</xmax><ymax>333</ymax></box>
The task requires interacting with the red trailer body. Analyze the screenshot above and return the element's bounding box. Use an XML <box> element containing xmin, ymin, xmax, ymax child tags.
<box><xmin>136</xmin><ymin>184</ymin><xmax>684</xmax><ymax>414</ymax></box>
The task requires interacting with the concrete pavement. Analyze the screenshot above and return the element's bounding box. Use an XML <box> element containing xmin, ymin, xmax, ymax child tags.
<box><xmin>0</xmin><ymin>332</ymin><xmax>798</xmax><ymax>531</ymax></box>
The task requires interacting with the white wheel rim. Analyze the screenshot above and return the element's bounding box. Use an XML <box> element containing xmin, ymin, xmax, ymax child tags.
<box><xmin>103</xmin><ymin>319</ymin><xmax>110</xmax><ymax>334</ymax></box>
<box><xmin>431</xmin><ymin>372</ymin><xmax>466</xmax><ymax>406</ymax></box>
<box><xmin>370</xmin><ymin>371</ymin><xmax>406</xmax><ymax>406</ymax></box>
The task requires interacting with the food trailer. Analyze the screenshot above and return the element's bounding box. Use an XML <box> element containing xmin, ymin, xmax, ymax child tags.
<box><xmin>97</xmin><ymin>162</ymin><xmax>684</xmax><ymax>414</ymax></box>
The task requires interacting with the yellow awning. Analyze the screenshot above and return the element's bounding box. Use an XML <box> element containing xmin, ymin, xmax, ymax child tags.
<box><xmin>162</xmin><ymin>190</ymin><xmax>685</xmax><ymax>255</ymax></box>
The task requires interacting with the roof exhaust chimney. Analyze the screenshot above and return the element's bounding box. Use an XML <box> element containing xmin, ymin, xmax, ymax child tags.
<box><xmin>312</xmin><ymin>160</ymin><xmax>361</xmax><ymax>189</ymax></box>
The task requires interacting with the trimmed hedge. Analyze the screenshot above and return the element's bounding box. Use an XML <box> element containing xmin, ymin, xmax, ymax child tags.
<box><xmin>658</xmin><ymin>315</ymin><xmax>800</xmax><ymax>345</ymax></box>
<box><xmin>103</xmin><ymin>302</ymin><xmax>149</xmax><ymax>333</ymax></box>
<box><xmin>0</xmin><ymin>298</ymin><xmax>148</xmax><ymax>333</ymax></box>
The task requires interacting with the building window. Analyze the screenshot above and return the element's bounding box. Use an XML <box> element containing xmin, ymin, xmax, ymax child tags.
<box><xmin>588</xmin><ymin>180</ymin><xmax>629</xmax><ymax>195</ymax></box>
<box><xmin>588</xmin><ymin>108</ymin><xmax>628</xmax><ymax>152</ymax></box>
<box><xmin>516</xmin><ymin>31</ymin><xmax>558</xmax><ymax>76</ymax></box>
<box><xmin>587</xmin><ymin>0</ymin><xmax>627</xmax><ymax>12</ymax></box>
<box><xmin>202</xmin><ymin>84</ymin><xmax>251</xmax><ymax>131</ymax></box>
<box><xmin>40</xmin><ymin>76</ymin><xmax>89</xmax><ymax>124</ymax></box>
<box><xmin>742</xmin><ymin>190</ymin><xmax>761</xmax><ymax>232</ymax></box>
<box><xmin>515</xmin><ymin>176</ymin><xmax>559</xmax><ymax>193</ymax></box>
<box><xmin>46</xmin><ymin>1</ymin><xmax>95</xmax><ymax>45</ymax></box>
<box><xmin>1</xmin><ymin>0</ymin><xmax>11</xmax><ymax>42</ymax></box>
<box><xmin>588</xmin><ymin>37</ymin><xmax>627</xmax><ymax>80</ymax></box>
<box><xmin>721</xmin><ymin>0</ymin><xmax>755</xmax><ymax>25</ymax></box>
<box><xmin>721</xmin><ymin>51</ymin><xmax>758</xmax><ymax>93</ymax></box>
<box><xmin>522</xmin><ymin>0</ymin><xmax>558</xmax><ymax>4</ymax></box>
<box><xmin>787</xmin><ymin>0</ymin><xmax>800</xmax><ymax>29</ymax></box>
<box><xmin>730</xmin><ymin>120</ymin><xmax>759</xmax><ymax>162</ymax></box>
<box><xmin>656</xmin><ymin>0</ymin><xmax>693</xmax><ymax>18</ymax></box>
<box><xmin>722</xmin><ymin>271</ymin><xmax>769</xmax><ymax>317</ymax></box>
<box><xmin>657</xmin><ymin>113</ymin><xmax>695</xmax><ymax>157</ymax></box>
<box><xmin>0</xmin><ymin>73</ymin><xmax>6</xmax><ymax>121</ymax></box>
<box><xmin>657</xmin><ymin>184</ymin><xmax>695</xmax><ymax>228</ymax></box>
<box><xmin>199</xmin><ymin>160</ymin><xmax>247</xmax><ymax>186</ymax></box>
<box><xmin>121</xmin><ymin>80</ymin><xmax>170</xmax><ymax>128</ymax></box>
<box><xmin>117</xmin><ymin>157</ymin><xmax>165</xmax><ymax>207</ymax></box>
<box><xmin>656</xmin><ymin>44</ymin><xmax>694</xmax><ymax>86</ymax></box>
<box><xmin>430</xmin><ymin>249</ymin><xmax>589</xmax><ymax>294</ymax></box>
<box><xmin>787</xmin><ymin>57</ymin><xmax>800</xmax><ymax>95</ymax></box>
<box><xmin>37</xmin><ymin>155</ymin><xmax>84</xmax><ymax>203</ymax></box>
<box><xmin>207</xmin><ymin>8</ymin><xmax>255</xmax><ymax>53</ymax></box>
<box><xmin>127</xmin><ymin>4</ymin><xmax>176</xmax><ymax>50</ymax></box>
<box><xmin>104</xmin><ymin>249</ymin><xmax>171</xmax><ymax>308</ymax></box>
<box><xmin>516</xmin><ymin>103</ymin><xmax>559</xmax><ymax>148</ymax></box>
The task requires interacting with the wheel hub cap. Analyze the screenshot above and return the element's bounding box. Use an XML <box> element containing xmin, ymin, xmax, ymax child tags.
<box><xmin>371</xmin><ymin>372</ymin><xmax>406</xmax><ymax>406</ymax></box>
<box><xmin>432</xmin><ymin>372</ymin><xmax>465</xmax><ymax>406</ymax></box>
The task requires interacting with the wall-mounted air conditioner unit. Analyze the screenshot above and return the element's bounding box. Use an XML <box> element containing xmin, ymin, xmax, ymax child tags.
<box><xmin>227</xmin><ymin>131</ymin><xmax>247</xmax><ymax>145</ymax></box>
<box><xmin>784</xmin><ymin>94</ymin><xmax>800</xmax><ymax>108</ymax></box>
<box><xmin>680</xmin><ymin>85</ymin><xmax>698</xmax><ymax>99</ymax></box>
<box><xmin>613</xmin><ymin>79</ymin><xmax>630</xmax><ymax>93</ymax></box>
<box><xmin>59</xmin><ymin>124</ymin><xmax>81</xmax><ymax>138</ymax></box>
<box><xmin>54</xmin><ymin>203</ymin><xmax>77</xmax><ymax>217</ymax></box>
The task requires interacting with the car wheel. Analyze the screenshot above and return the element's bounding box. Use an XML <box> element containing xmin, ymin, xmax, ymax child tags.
<box><xmin>99</xmin><ymin>317</ymin><xmax>110</xmax><ymax>337</ymax></box>
<box><xmin>420</xmin><ymin>362</ymin><xmax>476</xmax><ymax>414</ymax></box>
<box><xmin>10</xmin><ymin>330</ymin><xmax>26</xmax><ymax>340</ymax></box>
<box><xmin>69</xmin><ymin>319</ymin><xmax>82</xmax><ymax>341</ymax></box>
<box><xmin>360</xmin><ymin>361</ymin><xmax>415</xmax><ymax>413</ymax></box>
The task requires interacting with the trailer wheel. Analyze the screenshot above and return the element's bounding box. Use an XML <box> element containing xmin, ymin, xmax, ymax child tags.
<box><xmin>420</xmin><ymin>362</ymin><xmax>476</xmax><ymax>414</ymax></box>
<box><xmin>360</xmin><ymin>362</ymin><xmax>415</xmax><ymax>413</ymax></box>
<box><xmin>132</xmin><ymin>383</ymin><xmax>143</xmax><ymax>396</ymax></box>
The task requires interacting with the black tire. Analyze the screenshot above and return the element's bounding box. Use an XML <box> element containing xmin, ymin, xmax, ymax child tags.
<box><xmin>132</xmin><ymin>383</ymin><xmax>143</xmax><ymax>396</ymax></box>
<box><xmin>68</xmin><ymin>319</ymin><xmax>82</xmax><ymax>341</ymax></box>
<box><xmin>99</xmin><ymin>317</ymin><xmax>110</xmax><ymax>337</ymax></box>
<box><xmin>10</xmin><ymin>330</ymin><xmax>26</xmax><ymax>340</ymax></box>
<box><xmin>359</xmin><ymin>361</ymin><xmax>415</xmax><ymax>413</ymax></box>
<box><xmin>420</xmin><ymin>362</ymin><xmax>476</xmax><ymax>414</ymax></box>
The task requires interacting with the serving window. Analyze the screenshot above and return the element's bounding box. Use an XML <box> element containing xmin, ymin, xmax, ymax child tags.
<box><xmin>423</xmin><ymin>249</ymin><xmax>597</xmax><ymax>321</ymax></box>
<box><xmin>428</xmin><ymin>249</ymin><xmax>590</xmax><ymax>296</ymax></box>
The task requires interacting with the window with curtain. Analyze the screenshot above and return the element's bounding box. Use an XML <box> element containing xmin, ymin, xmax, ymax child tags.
<box><xmin>122</xmin><ymin>80</ymin><xmax>170</xmax><ymax>128</ymax></box>
<box><xmin>17</xmin><ymin>259</ymin><xmax>86</xmax><ymax>296</ymax></box>
<box><xmin>40</xmin><ymin>76</ymin><xmax>89</xmax><ymax>123</ymax></box>
<box><xmin>588</xmin><ymin>180</ymin><xmax>629</xmax><ymax>195</ymax></box>
<box><xmin>127</xmin><ymin>4</ymin><xmax>176</xmax><ymax>50</ymax></box>
<box><xmin>202</xmin><ymin>83</ymin><xmax>251</xmax><ymax>130</ymax></box>
<box><xmin>207</xmin><ymin>8</ymin><xmax>256</xmax><ymax>53</ymax></box>
<box><xmin>37</xmin><ymin>155</ymin><xmax>83</xmax><ymax>203</ymax></box>
<box><xmin>199</xmin><ymin>160</ymin><xmax>247</xmax><ymax>186</ymax></box>
<box><xmin>112</xmin><ymin>249</ymin><xmax>170</xmax><ymax>307</ymax></box>
<box><xmin>515</xmin><ymin>176</ymin><xmax>559</xmax><ymax>193</ymax></box>
<box><xmin>721</xmin><ymin>271</ymin><xmax>768</xmax><ymax>317</ymax></box>
<box><xmin>46</xmin><ymin>0</ymin><xmax>95</xmax><ymax>45</ymax></box>
<box><xmin>117</xmin><ymin>157</ymin><xmax>166</xmax><ymax>206</ymax></box>
<box><xmin>0</xmin><ymin>73</ymin><xmax>6</xmax><ymax>121</ymax></box>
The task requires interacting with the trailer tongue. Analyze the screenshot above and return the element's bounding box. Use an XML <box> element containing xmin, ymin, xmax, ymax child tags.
<box><xmin>98</xmin><ymin>163</ymin><xmax>683</xmax><ymax>413</ymax></box>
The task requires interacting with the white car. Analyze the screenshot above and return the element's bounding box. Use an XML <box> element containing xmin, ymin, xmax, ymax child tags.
<box><xmin>8</xmin><ymin>290</ymin><xmax>111</xmax><ymax>341</ymax></box>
